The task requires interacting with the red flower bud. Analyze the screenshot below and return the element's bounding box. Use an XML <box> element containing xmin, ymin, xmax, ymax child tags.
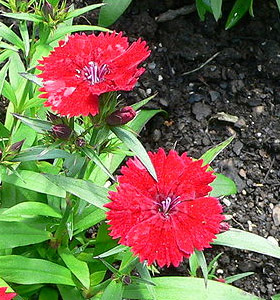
<box><xmin>75</xmin><ymin>138</ymin><xmax>86</xmax><ymax>148</ymax></box>
<box><xmin>216</xmin><ymin>278</ymin><xmax>226</xmax><ymax>283</ymax></box>
<box><xmin>10</xmin><ymin>139</ymin><xmax>25</xmax><ymax>152</ymax></box>
<box><xmin>52</xmin><ymin>124</ymin><xmax>72</xmax><ymax>140</ymax></box>
<box><xmin>219</xmin><ymin>222</ymin><xmax>230</xmax><ymax>233</ymax></box>
<box><xmin>42</xmin><ymin>1</ymin><xmax>54</xmax><ymax>18</ymax></box>
<box><xmin>106</xmin><ymin>106</ymin><xmax>136</xmax><ymax>126</ymax></box>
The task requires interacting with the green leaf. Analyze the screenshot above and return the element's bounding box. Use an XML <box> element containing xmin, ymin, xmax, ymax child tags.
<box><xmin>101</xmin><ymin>280</ymin><xmax>123</xmax><ymax>300</ymax></box>
<box><xmin>200</xmin><ymin>135</ymin><xmax>235</xmax><ymax>165</ymax></box>
<box><xmin>0</xmin><ymin>221</ymin><xmax>51</xmax><ymax>249</ymax></box>
<box><xmin>271</xmin><ymin>294</ymin><xmax>280</xmax><ymax>300</ymax></box>
<box><xmin>0</xmin><ymin>61</ymin><xmax>10</xmax><ymax>95</ymax></box>
<box><xmin>82</xmin><ymin>147</ymin><xmax>115</xmax><ymax>182</ymax></box>
<box><xmin>123</xmin><ymin>277</ymin><xmax>262</xmax><ymax>300</ymax></box>
<box><xmin>13</xmin><ymin>146</ymin><xmax>71</xmax><ymax>162</ymax></box>
<box><xmin>58</xmin><ymin>286</ymin><xmax>84</xmax><ymax>300</ymax></box>
<box><xmin>225</xmin><ymin>0</ymin><xmax>253</xmax><ymax>30</ymax></box>
<box><xmin>19</xmin><ymin>72</ymin><xmax>43</xmax><ymax>87</ymax></box>
<box><xmin>225</xmin><ymin>272</ymin><xmax>254</xmax><ymax>284</ymax></box>
<box><xmin>66</xmin><ymin>3</ymin><xmax>105</xmax><ymax>20</ymax></box>
<box><xmin>131</xmin><ymin>94</ymin><xmax>157</xmax><ymax>111</ymax></box>
<box><xmin>194</xmin><ymin>250</ymin><xmax>208</xmax><ymax>287</ymax></box>
<box><xmin>74</xmin><ymin>205</ymin><xmax>105</xmax><ymax>235</ymax></box>
<box><xmin>2</xmin><ymin>170</ymin><xmax>66</xmax><ymax>198</ymax></box>
<box><xmin>39</xmin><ymin>287</ymin><xmax>59</xmax><ymax>300</ymax></box>
<box><xmin>2</xmin><ymin>12</ymin><xmax>43</xmax><ymax>22</ymax></box>
<box><xmin>213</xmin><ymin>229</ymin><xmax>280</xmax><ymax>259</ymax></box>
<box><xmin>2</xmin><ymin>81</ymin><xmax>17</xmax><ymax>105</ymax></box>
<box><xmin>44</xmin><ymin>174</ymin><xmax>109</xmax><ymax>210</ymax></box>
<box><xmin>19</xmin><ymin>21</ymin><xmax>30</xmax><ymax>56</ymax></box>
<box><xmin>195</xmin><ymin>0</ymin><xmax>210</xmax><ymax>21</ymax></box>
<box><xmin>210</xmin><ymin>173</ymin><xmax>237</xmax><ymax>197</ymax></box>
<box><xmin>12</xmin><ymin>113</ymin><xmax>52</xmax><ymax>133</ymax></box>
<box><xmin>211</xmin><ymin>0</ymin><xmax>222</xmax><ymax>21</ymax></box>
<box><xmin>47</xmin><ymin>25</ymin><xmax>109</xmax><ymax>44</ymax></box>
<box><xmin>0</xmin><ymin>255</ymin><xmax>75</xmax><ymax>285</ymax></box>
<box><xmin>276</xmin><ymin>0</ymin><xmax>280</xmax><ymax>12</ymax></box>
<box><xmin>8</xmin><ymin>52</ymin><xmax>25</xmax><ymax>91</ymax></box>
<box><xmin>0</xmin><ymin>22</ymin><xmax>24</xmax><ymax>50</ymax></box>
<box><xmin>58</xmin><ymin>247</ymin><xmax>90</xmax><ymax>289</ymax></box>
<box><xmin>2</xmin><ymin>202</ymin><xmax>62</xmax><ymax>218</ymax></box>
<box><xmin>111</xmin><ymin>126</ymin><xmax>157</xmax><ymax>181</ymax></box>
<box><xmin>98</xmin><ymin>0</ymin><xmax>132</xmax><ymax>27</ymax></box>
<box><xmin>94</xmin><ymin>245</ymin><xmax>129</xmax><ymax>259</ymax></box>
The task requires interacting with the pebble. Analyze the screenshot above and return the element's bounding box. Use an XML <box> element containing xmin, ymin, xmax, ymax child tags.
<box><xmin>148</xmin><ymin>62</ymin><xmax>156</xmax><ymax>70</ymax></box>
<box><xmin>146</xmin><ymin>88</ymin><xmax>152</xmax><ymax>95</ymax></box>
<box><xmin>222</xmin><ymin>198</ymin><xmax>231</xmax><ymax>207</ymax></box>
<box><xmin>152</xmin><ymin>129</ymin><xmax>161</xmax><ymax>142</ymax></box>
<box><xmin>252</xmin><ymin>105</ymin><xmax>265</xmax><ymax>114</ymax></box>
<box><xmin>272</xmin><ymin>204</ymin><xmax>280</xmax><ymax>226</ymax></box>
<box><xmin>209</xmin><ymin>90</ymin><xmax>221</xmax><ymax>102</ymax></box>
<box><xmin>192</xmin><ymin>102</ymin><xmax>212</xmax><ymax>121</ymax></box>
<box><xmin>188</xmin><ymin>93</ymin><xmax>204</xmax><ymax>104</ymax></box>
<box><xmin>233</xmin><ymin>140</ymin><xmax>243</xmax><ymax>155</ymax></box>
<box><xmin>159</xmin><ymin>98</ymin><xmax>168</xmax><ymax>107</ymax></box>
<box><xmin>158</xmin><ymin>75</ymin><xmax>163</xmax><ymax>81</ymax></box>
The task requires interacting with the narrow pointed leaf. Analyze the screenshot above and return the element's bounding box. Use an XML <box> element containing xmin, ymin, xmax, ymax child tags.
<box><xmin>44</xmin><ymin>174</ymin><xmax>109</xmax><ymax>210</ymax></box>
<box><xmin>101</xmin><ymin>280</ymin><xmax>124</xmax><ymax>300</ymax></box>
<box><xmin>111</xmin><ymin>126</ymin><xmax>157</xmax><ymax>181</ymax></box>
<box><xmin>210</xmin><ymin>173</ymin><xmax>237</xmax><ymax>197</ymax></box>
<box><xmin>2</xmin><ymin>202</ymin><xmax>62</xmax><ymax>218</ymax></box>
<box><xmin>2</xmin><ymin>12</ymin><xmax>44</xmax><ymax>22</ymax></box>
<box><xmin>225</xmin><ymin>272</ymin><xmax>254</xmax><ymax>284</ymax></box>
<box><xmin>123</xmin><ymin>277</ymin><xmax>262</xmax><ymax>300</ymax></box>
<box><xmin>211</xmin><ymin>0</ymin><xmax>222</xmax><ymax>21</ymax></box>
<box><xmin>225</xmin><ymin>0</ymin><xmax>252</xmax><ymax>30</ymax></box>
<box><xmin>0</xmin><ymin>256</ymin><xmax>75</xmax><ymax>285</ymax></box>
<box><xmin>200</xmin><ymin>135</ymin><xmax>234</xmax><ymax>165</ymax></box>
<box><xmin>98</xmin><ymin>0</ymin><xmax>132</xmax><ymax>27</ymax></box>
<box><xmin>194</xmin><ymin>250</ymin><xmax>208</xmax><ymax>287</ymax></box>
<box><xmin>66</xmin><ymin>3</ymin><xmax>105</xmax><ymax>20</ymax></box>
<box><xmin>0</xmin><ymin>221</ymin><xmax>51</xmax><ymax>249</ymax></box>
<box><xmin>213</xmin><ymin>228</ymin><xmax>280</xmax><ymax>259</ymax></box>
<box><xmin>58</xmin><ymin>247</ymin><xmax>90</xmax><ymax>289</ymax></box>
<box><xmin>0</xmin><ymin>61</ymin><xmax>10</xmax><ymax>95</ymax></box>
<box><xmin>19</xmin><ymin>72</ymin><xmax>43</xmax><ymax>87</ymax></box>
<box><xmin>2</xmin><ymin>170</ymin><xmax>66</xmax><ymax>198</ymax></box>
<box><xmin>0</xmin><ymin>22</ymin><xmax>24</xmax><ymax>50</ymax></box>
<box><xmin>12</xmin><ymin>113</ymin><xmax>52</xmax><ymax>133</ymax></box>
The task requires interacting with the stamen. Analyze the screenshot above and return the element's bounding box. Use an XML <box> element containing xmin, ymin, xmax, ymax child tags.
<box><xmin>155</xmin><ymin>195</ymin><xmax>181</xmax><ymax>217</ymax></box>
<box><xmin>77</xmin><ymin>61</ymin><xmax>109</xmax><ymax>85</ymax></box>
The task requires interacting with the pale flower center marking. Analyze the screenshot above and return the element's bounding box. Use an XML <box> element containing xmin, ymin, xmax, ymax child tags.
<box><xmin>76</xmin><ymin>62</ymin><xmax>109</xmax><ymax>85</ymax></box>
<box><xmin>155</xmin><ymin>195</ymin><xmax>181</xmax><ymax>217</ymax></box>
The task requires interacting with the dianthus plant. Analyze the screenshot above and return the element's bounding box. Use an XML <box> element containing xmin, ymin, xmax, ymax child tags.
<box><xmin>0</xmin><ymin>1</ymin><xmax>279</xmax><ymax>300</ymax></box>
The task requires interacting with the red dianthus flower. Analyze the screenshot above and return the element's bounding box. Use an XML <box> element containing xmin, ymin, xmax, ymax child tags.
<box><xmin>0</xmin><ymin>287</ymin><xmax>17</xmax><ymax>300</ymax></box>
<box><xmin>105</xmin><ymin>149</ymin><xmax>225</xmax><ymax>267</ymax></box>
<box><xmin>37</xmin><ymin>32</ymin><xmax>150</xmax><ymax>117</ymax></box>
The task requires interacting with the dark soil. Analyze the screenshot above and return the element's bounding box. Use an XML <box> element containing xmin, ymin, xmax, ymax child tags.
<box><xmin>112</xmin><ymin>0</ymin><xmax>280</xmax><ymax>298</ymax></box>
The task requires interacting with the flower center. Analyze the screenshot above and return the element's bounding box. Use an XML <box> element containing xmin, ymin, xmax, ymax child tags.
<box><xmin>76</xmin><ymin>62</ymin><xmax>109</xmax><ymax>85</ymax></box>
<box><xmin>155</xmin><ymin>195</ymin><xmax>181</xmax><ymax>217</ymax></box>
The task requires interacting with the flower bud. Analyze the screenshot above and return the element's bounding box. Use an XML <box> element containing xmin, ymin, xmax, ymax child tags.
<box><xmin>219</xmin><ymin>221</ymin><xmax>230</xmax><ymax>233</ymax></box>
<box><xmin>42</xmin><ymin>1</ymin><xmax>54</xmax><ymax>18</ymax></box>
<box><xmin>122</xmin><ymin>275</ymin><xmax>132</xmax><ymax>285</ymax></box>
<box><xmin>76</xmin><ymin>138</ymin><xmax>86</xmax><ymax>148</ymax></box>
<box><xmin>10</xmin><ymin>139</ymin><xmax>25</xmax><ymax>152</ymax></box>
<box><xmin>106</xmin><ymin>106</ymin><xmax>136</xmax><ymax>126</ymax></box>
<box><xmin>47</xmin><ymin>111</ymin><xmax>60</xmax><ymax>123</ymax></box>
<box><xmin>52</xmin><ymin>124</ymin><xmax>72</xmax><ymax>140</ymax></box>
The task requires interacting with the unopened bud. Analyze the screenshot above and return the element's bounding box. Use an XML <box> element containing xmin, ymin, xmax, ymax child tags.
<box><xmin>75</xmin><ymin>138</ymin><xmax>86</xmax><ymax>148</ymax></box>
<box><xmin>106</xmin><ymin>106</ymin><xmax>136</xmax><ymax>126</ymax></box>
<box><xmin>122</xmin><ymin>275</ymin><xmax>132</xmax><ymax>285</ymax></box>
<box><xmin>52</xmin><ymin>124</ymin><xmax>72</xmax><ymax>140</ymax></box>
<box><xmin>47</xmin><ymin>111</ymin><xmax>60</xmax><ymax>124</ymax></box>
<box><xmin>42</xmin><ymin>1</ymin><xmax>54</xmax><ymax>18</ymax></box>
<box><xmin>219</xmin><ymin>222</ymin><xmax>230</xmax><ymax>233</ymax></box>
<box><xmin>216</xmin><ymin>278</ymin><xmax>226</xmax><ymax>283</ymax></box>
<box><xmin>10</xmin><ymin>139</ymin><xmax>25</xmax><ymax>152</ymax></box>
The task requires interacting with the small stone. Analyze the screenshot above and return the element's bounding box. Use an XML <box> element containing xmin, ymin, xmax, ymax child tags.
<box><xmin>148</xmin><ymin>62</ymin><xmax>156</xmax><ymax>70</ymax></box>
<box><xmin>209</xmin><ymin>90</ymin><xmax>221</xmax><ymax>102</ymax></box>
<box><xmin>159</xmin><ymin>98</ymin><xmax>168</xmax><ymax>107</ymax></box>
<box><xmin>272</xmin><ymin>204</ymin><xmax>280</xmax><ymax>226</ymax></box>
<box><xmin>234</xmin><ymin>118</ymin><xmax>246</xmax><ymax>128</ymax></box>
<box><xmin>158</xmin><ymin>75</ymin><xmax>163</xmax><ymax>81</ymax></box>
<box><xmin>241</xmin><ymin>189</ymin><xmax>247</xmax><ymax>195</ymax></box>
<box><xmin>146</xmin><ymin>88</ymin><xmax>152</xmax><ymax>95</ymax></box>
<box><xmin>239</xmin><ymin>169</ymin><xmax>247</xmax><ymax>179</ymax></box>
<box><xmin>216</xmin><ymin>269</ymin><xmax>224</xmax><ymax>274</ymax></box>
<box><xmin>252</xmin><ymin>105</ymin><xmax>265</xmax><ymax>114</ymax></box>
<box><xmin>222</xmin><ymin>198</ymin><xmax>231</xmax><ymax>207</ymax></box>
<box><xmin>188</xmin><ymin>93</ymin><xmax>204</xmax><ymax>104</ymax></box>
<box><xmin>152</xmin><ymin>129</ymin><xmax>161</xmax><ymax>142</ymax></box>
<box><xmin>233</xmin><ymin>140</ymin><xmax>243</xmax><ymax>155</ymax></box>
<box><xmin>267</xmin><ymin>236</ymin><xmax>278</xmax><ymax>246</ymax></box>
<box><xmin>192</xmin><ymin>102</ymin><xmax>212</xmax><ymax>121</ymax></box>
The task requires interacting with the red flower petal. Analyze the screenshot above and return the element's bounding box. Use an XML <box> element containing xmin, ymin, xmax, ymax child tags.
<box><xmin>105</xmin><ymin>149</ymin><xmax>225</xmax><ymax>267</ymax></box>
<box><xmin>0</xmin><ymin>287</ymin><xmax>17</xmax><ymax>300</ymax></box>
<box><xmin>36</xmin><ymin>32</ymin><xmax>150</xmax><ymax>117</ymax></box>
